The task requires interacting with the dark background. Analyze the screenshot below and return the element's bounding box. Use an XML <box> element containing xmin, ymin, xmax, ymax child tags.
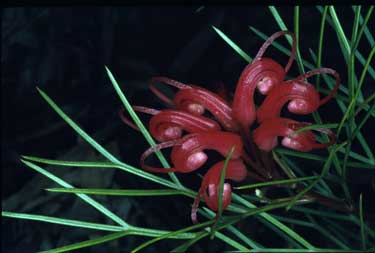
<box><xmin>2</xmin><ymin>6</ymin><xmax>374</xmax><ymax>252</ymax></box>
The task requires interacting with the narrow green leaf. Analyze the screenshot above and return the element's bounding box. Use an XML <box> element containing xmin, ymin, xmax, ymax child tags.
<box><xmin>351</xmin><ymin>6</ymin><xmax>361</xmax><ymax>49</ymax></box>
<box><xmin>200</xmin><ymin>208</ymin><xmax>262</xmax><ymax>249</ymax></box>
<box><xmin>321</xmin><ymin>6</ymin><xmax>375</xmax><ymax>83</ymax></box>
<box><xmin>131</xmin><ymin>220</ymin><xmax>213</xmax><ymax>253</ymax></box>
<box><xmin>2</xmin><ymin>211</ymin><xmax>124</xmax><ymax>232</ymax></box>
<box><xmin>226</xmin><ymin>225</ymin><xmax>261</xmax><ymax>249</ymax></box>
<box><xmin>211</xmin><ymin>229</ymin><xmax>250</xmax><ymax>251</ymax></box>
<box><xmin>275</xmin><ymin>148</ymin><xmax>326</xmax><ymax>161</ymax></box>
<box><xmin>212</xmin><ymin>26</ymin><xmax>252</xmax><ymax>62</ymax></box>
<box><xmin>21</xmin><ymin>159</ymin><xmax>130</xmax><ymax>229</ymax></box>
<box><xmin>329</xmin><ymin>6</ymin><xmax>350</xmax><ymax>61</ymax></box>
<box><xmin>272</xmin><ymin>150</ymin><xmax>297</xmax><ymax>179</ymax></box>
<box><xmin>186</xmin><ymin>201</ymin><xmax>312</xmax><ymax>251</ymax></box>
<box><xmin>359</xmin><ymin>193</ymin><xmax>367</xmax><ymax>250</ymax></box>
<box><xmin>231</xmin><ymin>194</ymin><xmax>315</xmax><ymax>249</ymax></box>
<box><xmin>2</xmin><ymin>211</ymin><xmax>196</xmax><ymax>241</ymax></box>
<box><xmin>105</xmin><ymin>66</ymin><xmax>182</xmax><ymax>186</ymax></box>
<box><xmin>46</xmin><ymin>188</ymin><xmax>187</xmax><ymax>197</ymax></box>
<box><xmin>293</xmin><ymin>6</ymin><xmax>306</xmax><ymax>73</ymax></box>
<box><xmin>286</xmin><ymin>142</ymin><xmax>346</xmax><ymax>210</ymax></box>
<box><xmin>21</xmin><ymin>156</ymin><xmax>181</xmax><ymax>193</ymax></box>
<box><xmin>292</xmin><ymin>206</ymin><xmax>375</xmax><ymax>240</ymax></box>
<box><xmin>354</xmin><ymin>44</ymin><xmax>375</xmax><ymax>115</ymax></box>
<box><xmin>351</xmin><ymin>102</ymin><xmax>375</xmax><ymax>152</ymax></box>
<box><xmin>289</xmin><ymin>123</ymin><xmax>338</xmax><ymax>137</ymax></box>
<box><xmin>308</xmin><ymin>213</ymin><xmax>350</xmax><ymax>249</ymax></box>
<box><xmin>39</xmin><ymin>231</ymin><xmax>131</xmax><ymax>253</ymax></box>
<box><xmin>36</xmin><ymin>87</ymin><xmax>121</xmax><ymax>164</ymax></box>
<box><xmin>309</xmin><ymin>48</ymin><xmax>375</xmax><ymax>165</ymax></box>
<box><xmin>322</xmin><ymin>217</ymin><xmax>362</xmax><ymax>245</ymax></box>
<box><xmin>352</xmin><ymin>6</ymin><xmax>374</xmax><ymax>52</ymax></box>
<box><xmin>342</xmin><ymin>103</ymin><xmax>375</xmax><ymax>179</ymax></box>
<box><xmin>235</xmin><ymin>176</ymin><xmax>318</xmax><ymax>190</ymax></box>
<box><xmin>275</xmin><ymin>148</ymin><xmax>374</xmax><ymax>169</ymax></box>
<box><xmin>353</xmin><ymin>6</ymin><xmax>375</xmax><ymax>46</ymax></box>
<box><xmin>268</xmin><ymin>6</ymin><xmax>288</xmax><ymax>31</ymax></box>
<box><xmin>355</xmin><ymin>93</ymin><xmax>375</xmax><ymax>117</ymax></box>
<box><xmin>316</xmin><ymin>6</ymin><xmax>329</xmax><ymax>88</ymax></box>
<box><xmin>211</xmin><ymin>146</ymin><xmax>236</xmax><ymax>238</ymax></box>
<box><xmin>337</xmin><ymin>46</ymin><xmax>375</xmax><ymax>166</ymax></box>
<box><xmin>271</xmin><ymin>214</ymin><xmax>314</xmax><ymax>228</ymax></box>
<box><xmin>171</xmin><ymin>231</ymin><xmax>206</xmax><ymax>252</ymax></box>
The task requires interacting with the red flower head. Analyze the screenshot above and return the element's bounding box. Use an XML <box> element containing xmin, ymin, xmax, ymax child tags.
<box><xmin>120</xmin><ymin>30</ymin><xmax>340</xmax><ymax>223</ymax></box>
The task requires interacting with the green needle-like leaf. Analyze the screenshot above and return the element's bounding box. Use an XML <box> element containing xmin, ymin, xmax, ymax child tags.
<box><xmin>235</xmin><ymin>176</ymin><xmax>319</xmax><ymax>190</ymax></box>
<box><xmin>38</xmin><ymin>231</ymin><xmax>132</xmax><ymax>253</ymax></box>
<box><xmin>210</xmin><ymin>146</ymin><xmax>236</xmax><ymax>238</ymax></box>
<box><xmin>212</xmin><ymin>26</ymin><xmax>252</xmax><ymax>62</ymax></box>
<box><xmin>289</xmin><ymin>123</ymin><xmax>338</xmax><ymax>137</ymax></box>
<box><xmin>286</xmin><ymin>142</ymin><xmax>346</xmax><ymax>211</ymax></box>
<box><xmin>20</xmin><ymin>159</ymin><xmax>130</xmax><ymax>229</ymax></box>
<box><xmin>316</xmin><ymin>6</ymin><xmax>329</xmax><ymax>88</ymax></box>
<box><xmin>105</xmin><ymin>66</ymin><xmax>182</xmax><ymax>187</ymax></box>
<box><xmin>2</xmin><ymin>211</ymin><xmax>124</xmax><ymax>232</ymax></box>
<box><xmin>46</xmin><ymin>188</ymin><xmax>187</xmax><ymax>197</ymax></box>
<box><xmin>359</xmin><ymin>193</ymin><xmax>367</xmax><ymax>250</ymax></box>
<box><xmin>21</xmin><ymin>156</ymin><xmax>181</xmax><ymax>191</ymax></box>
<box><xmin>36</xmin><ymin>87</ymin><xmax>121</xmax><ymax>164</ymax></box>
<box><xmin>131</xmin><ymin>220</ymin><xmax>213</xmax><ymax>253</ymax></box>
<box><xmin>329</xmin><ymin>6</ymin><xmax>350</xmax><ymax>61</ymax></box>
<box><xmin>293</xmin><ymin>6</ymin><xmax>306</xmax><ymax>74</ymax></box>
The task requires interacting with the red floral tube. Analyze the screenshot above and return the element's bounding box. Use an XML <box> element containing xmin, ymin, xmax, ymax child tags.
<box><xmin>253</xmin><ymin>117</ymin><xmax>336</xmax><ymax>152</ymax></box>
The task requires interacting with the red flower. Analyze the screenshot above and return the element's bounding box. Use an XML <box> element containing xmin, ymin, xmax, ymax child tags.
<box><xmin>120</xmin><ymin>30</ymin><xmax>340</xmax><ymax>223</ymax></box>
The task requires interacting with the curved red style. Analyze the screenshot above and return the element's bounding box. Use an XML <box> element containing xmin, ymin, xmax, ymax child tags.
<box><xmin>148</xmin><ymin>76</ymin><xmax>190</xmax><ymax>105</ymax></box>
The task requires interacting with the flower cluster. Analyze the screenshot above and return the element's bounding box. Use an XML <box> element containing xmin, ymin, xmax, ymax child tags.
<box><xmin>120</xmin><ymin>31</ymin><xmax>340</xmax><ymax>223</ymax></box>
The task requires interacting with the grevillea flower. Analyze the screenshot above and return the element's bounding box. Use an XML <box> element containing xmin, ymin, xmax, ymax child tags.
<box><xmin>120</xmin><ymin>30</ymin><xmax>341</xmax><ymax>223</ymax></box>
